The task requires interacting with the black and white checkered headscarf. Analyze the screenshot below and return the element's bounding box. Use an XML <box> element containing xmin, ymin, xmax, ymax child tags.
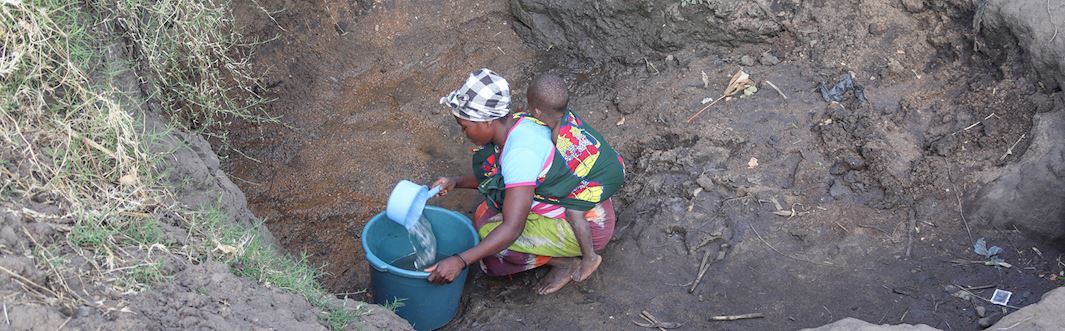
<box><xmin>439</xmin><ymin>68</ymin><xmax>511</xmax><ymax>122</ymax></box>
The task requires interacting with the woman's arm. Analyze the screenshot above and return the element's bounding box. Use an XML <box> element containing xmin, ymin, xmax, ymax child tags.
<box><xmin>431</xmin><ymin>175</ymin><xmax>478</xmax><ymax>197</ymax></box>
<box><xmin>426</xmin><ymin>185</ymin><xmax>534</xmax><ymax>284</ymax></box>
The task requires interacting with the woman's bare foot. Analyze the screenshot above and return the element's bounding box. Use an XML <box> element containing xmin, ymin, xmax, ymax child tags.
<box><xmin>571</xmin><ymin>254</ymin><xmax>602</xmax><ymax>282</ymax></box>
<box><xmin>536</xmin><ymin>258</ymin><xmax>577</xmax><ymax>295</ymax></box>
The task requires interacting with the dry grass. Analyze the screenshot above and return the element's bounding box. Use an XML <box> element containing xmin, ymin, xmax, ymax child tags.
<box><xmin>88</xmin><ymin>0</ymin><xmax>275</xmax><ymax>137</ymax></box>
<box><xmin>1</xmin><ymin>0</ymin><xmax>356</xmax><ymax>329</ymax></box>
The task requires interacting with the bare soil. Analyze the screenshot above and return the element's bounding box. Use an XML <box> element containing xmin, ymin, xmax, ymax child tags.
<box><xmin>226</xmin><ymin>0</ymin><xmax>1065</xmax><ymax>329</ymax></box>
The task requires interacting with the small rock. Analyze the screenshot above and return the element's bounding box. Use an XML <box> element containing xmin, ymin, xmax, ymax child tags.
<box><xmin>844</xmin><ymin>156</ymin><xmax>866</xmax><ymax>170</ymax></box>
<box><xmin>976</xmin><ymin>305</ymin><xmax>986</xmax><ymax>317</ymax></box>
<box><xmin>868</xmin><ymin>22</ymin><xmax>886</xmax><ymax>35</ymax></box>
<box><xmin>696</xmin><ymin>174</ymin><xmax>715</xmax><ymax>192</ymax></box>
<box><xmin>666</xmin><ymin>54</ymin><xmax>675</xmax><ymax>64</ymax></box>
<box><xmin>951</xmin><ymin>290</ymin><xmax>972</xmax><ymax>301</ymax></box>
<box><xmin>739</xmin><ymin>55</ymin><xmax>756</xmax><ymax>67</ymax></box>
<box><xmin>77</xmin><ymin>306</ymin><xmax>93</xmax><ymax>318</ymax></box>
<box><xmin>759</xmin><ymin>52</ymin><xmax>781</xmax><ymax>66</ymax></box>
<box><xmin>901</xmin><ymin>0</ymin><xmax>925</xmax><ymax>13</ymax></box>
<box><xmin>829</xmin><ymin>161</ymin><xmax>849</xmax><ymax>176</ymax></box>
<box><xmin>829</xmin><ymin>179</ymin><xmax>852</xmax><ymax>199</ymax></box>
<box><xmin>978</xmin><ymin>317</ymin><xmax>992</xmax><ymax>328</ymax></box>
<box><xmin>887</xmin><ymin>58</ymin><xmax>906</xmax><ymax>75</ymax></box>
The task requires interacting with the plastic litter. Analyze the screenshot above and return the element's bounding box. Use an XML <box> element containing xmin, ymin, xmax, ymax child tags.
<box><xmin>818</xmin><ymin>73</ymin><xmax>868</xmax><ymax>104</ymax></box>
<box><xmin>974</xmin><ymin>238</ymin><xmax>1004</xmax><ymax>260</ymax></box>
<box><xmin>990</xmin><ymin>289</ymin><xmax>1012</xmax><ymax>306</ymax></box>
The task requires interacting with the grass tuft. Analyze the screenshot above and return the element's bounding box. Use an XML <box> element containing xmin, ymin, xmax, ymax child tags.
<box><xmin>2</xmin><ymin>0</ymin><xmax>356</xmax><ymax>329</ymax></box>
<box><xmin>187</xmin><ymin>206</ymin><xmax>362</xmax><ymax>330</ymax></box>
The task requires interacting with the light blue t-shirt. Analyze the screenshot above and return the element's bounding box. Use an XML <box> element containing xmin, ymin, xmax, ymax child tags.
<box><xmin>500</xmin><ymin>117</ymin><xmax>553</xmax><ymax>188</ymax></box>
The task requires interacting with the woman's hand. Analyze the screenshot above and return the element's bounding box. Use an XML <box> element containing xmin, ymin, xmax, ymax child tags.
<box><xmin>425</xmin><ymin>255</ymin><xmax>465</xmax><ymax>284</ymax></box>
<box><xmin>431</xmin><ymin>177</ymin><xmax>457</xmax><ymax>197</ymax></box>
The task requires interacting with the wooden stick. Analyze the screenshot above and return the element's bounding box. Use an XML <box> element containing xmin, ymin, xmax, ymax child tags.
<box><xmin>1000</xmin><ymin>134</ymin><xmax>1026</xmax><ymax>160</ymax></box>
<box><xmin>764</xmin><ymin>80</ymin><xmax>787</xmax><ymax>99</ymax></box>
<box><xmin>689</xmin><ymin>249</ymin><xmax>713</xmax><ymax>293</ymax></box>
<box><xmin>686</xmin><ymin>96</ymin><xmax>724</xmax><ymax>123</ymax></box>
<box><xmin>56</xmin><ymin>316</ymin><xmax>72</xmax><ymax>331</ymax></box>
<box><xmin>0</xmin><ymin>264</ymin><xmax>59</xmax><ymax>298</ymax></box>
<box><xmin>709</xmin><ymin>313</ymin><xmax>764</xmax><ymax>321</ymax></box>
<box><xmin>640</xmin><ymin>311</ymin><xmax>667</xmax><ymax>331</ymax></box>
<box><xmin>951</xmin><ymin>113</ymin><xmax>996</xmax><ymax>135</ymax></box>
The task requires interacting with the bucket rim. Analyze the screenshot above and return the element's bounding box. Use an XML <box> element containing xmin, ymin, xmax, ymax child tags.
<box><xmin>361</xmin><ymin>205</ymin><xmax>479</xmax><ymax>279</ymax></box>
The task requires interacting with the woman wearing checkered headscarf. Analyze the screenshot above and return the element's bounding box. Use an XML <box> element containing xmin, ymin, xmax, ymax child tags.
<box><xmin>439</xmin><ymin>68</ymin><xmax>512</xmax><ymax>122</ymax></box>
<box><xmin>426</xmin><ymin>69</ymin><xmax>618</xmax><ymax>296</ymax></box>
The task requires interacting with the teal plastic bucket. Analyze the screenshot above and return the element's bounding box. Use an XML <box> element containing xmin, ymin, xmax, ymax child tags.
<box><xmin>361</xmin><ymin>206</ymin><xmax>479</xmax><ymax>330</ymax></box>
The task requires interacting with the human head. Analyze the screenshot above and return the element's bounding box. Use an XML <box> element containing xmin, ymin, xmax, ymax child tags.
<box><xmin>440</xmin><ymin>68</ymin><xmax>511</xmax><ymax>145</ymax></box>
<box><xmin>526</xmin><ymin>74</ymin><xmax>569</xmax><ymax>119</ymax></box>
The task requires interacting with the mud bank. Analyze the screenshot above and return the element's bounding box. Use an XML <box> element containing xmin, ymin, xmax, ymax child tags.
<box><xmin>0</xmin><ymin>25</ymin><xmax>409</xmax><ymax>331</ymax></box>
<box><xmin>225</xmin><ymin>0</ymin><xmax>1064</xmax><ymax>329</ymax></box>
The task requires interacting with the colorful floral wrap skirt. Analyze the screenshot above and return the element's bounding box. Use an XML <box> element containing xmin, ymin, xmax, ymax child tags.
<box><xmin>473</xmin><ymin>199</ymin><xmax>616</xmax><ymax>276</ymax></box>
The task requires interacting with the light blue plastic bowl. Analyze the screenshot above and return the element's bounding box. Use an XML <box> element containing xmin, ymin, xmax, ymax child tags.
<box><xmin>386</xmin><ymin>180</ymin><xmax>441</xmax><ymax>229</ymax></box>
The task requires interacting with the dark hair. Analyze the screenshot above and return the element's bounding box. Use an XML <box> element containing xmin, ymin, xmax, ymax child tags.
<box><xmin>527</xmin><ymin>74</ymin><xmax>569</xmax><ymax>113</ymax></box>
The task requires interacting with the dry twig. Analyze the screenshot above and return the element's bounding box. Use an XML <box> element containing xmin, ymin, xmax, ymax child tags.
<box><xmin>764</xmin><ymin>80</ymin><xmax>787</xmax><ymax>99</ymax></box>
<box><xmin>748</xmin><ymin>224</ymin><xmax>832</xmax><ymax>266</ymax></box>
<box><xmin>635</xmin><ymin>310</ymin><xmax>681</xmax><ymax>330</ymax></box>
<box><xmin>709</xmin><ymin>313</ymin><xmax>764</xmax><ymax>321</ymax></box>
<box><xmin>944</xmin><ymin>162</ymin><xmax>974</xmax><ymax>243</ymax></box>
<box><xmin>1047</xmin><ymin>0</ymin><xmax>1059</xmax><ymax>47</ymax></box>
<box><xmin>687</xmin><ymin>69</ymin><xmax>754</xmax><ymax>122</ymax></box>
<box><xmin>951</xmin><ymin>113</ymin><xmax>997</xmax><ymax>135</ymax></box>
<box><xmin>951</xmin><ymin>285</ymin><xmax>1021</xmax><ymax>309</ymax></box>
<box><xmin>689</xmin><ymin>248</ymin><xmax>713</xmax><ymax>294</ymax></box>
<box><xmin>1000</xmin><ymin>134</ymin><xmax>1026</xmax><ymax>160</ymax></box>
<box><xmin>0</xmin><ymin>264</ymin><xmax>60</xmax><ymax>299</ymax></box>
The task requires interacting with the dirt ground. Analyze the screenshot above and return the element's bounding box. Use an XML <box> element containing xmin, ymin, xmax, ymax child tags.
<box><xmin>226</xmin><ymin>0</ymin><xmax>1065</xmax><ymax>329</ymax></box>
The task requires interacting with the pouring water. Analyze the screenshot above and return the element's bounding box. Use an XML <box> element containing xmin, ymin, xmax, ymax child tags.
<box><xmin>387</xmin><ymin>216</ymin><xmax>438</xmax><ymax>269</ymax></box>
<box><xmin>386</xmin><ymin>180</ymin><xmax>442</xmax><ymax>270</ymax></box>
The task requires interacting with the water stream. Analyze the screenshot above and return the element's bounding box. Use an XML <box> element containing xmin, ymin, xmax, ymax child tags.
<box><xmin>390</xmin><ymin>215</ymin><xmax>437</xmax><ymax>270</ymax></box>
